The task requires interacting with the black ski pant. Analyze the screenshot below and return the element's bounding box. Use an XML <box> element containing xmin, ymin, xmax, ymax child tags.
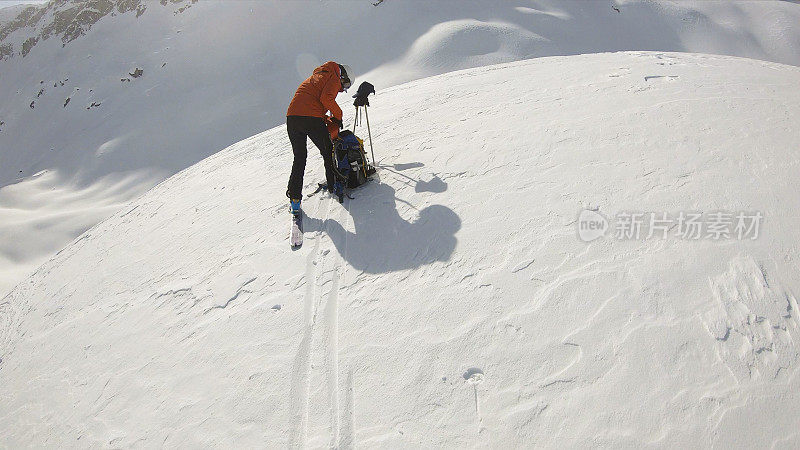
<box><xmin>286</xmin><ymin>115</ymin><xmax>336</xmax><ymax>200</ymax></box>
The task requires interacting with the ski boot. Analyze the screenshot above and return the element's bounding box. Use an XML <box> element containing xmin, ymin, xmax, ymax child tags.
<box><xmin>289</xmin><ymin>198</ymin><xmax>301</xmax><ymax>216</ymax></box>
<box><xmin>333</xmin><ymin>181</ymin><xmax>344</xmax><ymax>203</ymax></box>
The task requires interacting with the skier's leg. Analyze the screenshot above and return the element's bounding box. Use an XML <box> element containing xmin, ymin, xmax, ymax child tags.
<box><xmin>307</xmin><ymin>118</ymin><xmax>336</xmax><ymax>190</ymax></box>
<box><xmin>286</xmin><ymin>116</ymin><xmax>308</xmax><ymax>200</ymax></box>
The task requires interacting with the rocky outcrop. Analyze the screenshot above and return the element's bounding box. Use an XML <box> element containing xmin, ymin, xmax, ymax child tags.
<box><xmin>20</xmin><ymin>36</ymin><xmax>37</xmax><ymax>56</ymax></box>
<box><xmin>0</xmin><ymin>0</ymin><xmax>193</xmax><ymax>60</ymax></box>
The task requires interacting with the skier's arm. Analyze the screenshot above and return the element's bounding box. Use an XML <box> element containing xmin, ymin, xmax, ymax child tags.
<box><xmin>320</xmin><ymin>74</ymin><xmax>343</xmax><ymax>122</ymax></box>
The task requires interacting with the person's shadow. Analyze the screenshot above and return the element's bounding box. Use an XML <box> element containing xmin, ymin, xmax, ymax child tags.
<box><xmin>305</xmin><ymin>182</ymin><xmax>460</xmax><ymax>273</ymax></box>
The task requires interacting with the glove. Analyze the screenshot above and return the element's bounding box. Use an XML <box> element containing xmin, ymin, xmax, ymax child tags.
<box><xmin>330</xmin><ymin>116</ymin><xmax>343</xmax><ymax>129</ymax></box>
<box><xmin>327</xmin><ymin>121</ymin><xmax>339</xmax><ymax>140</ymax></box>
<box><xmin>352</xmin><ymin>81</ymin><xmax>375</xmax><ymax>107</ymax></box>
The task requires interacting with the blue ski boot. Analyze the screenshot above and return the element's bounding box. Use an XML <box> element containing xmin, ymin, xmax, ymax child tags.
<box><xmin>289</xmin><ymin>198</ymin><xmax>301</xmax><ymax>215</ymax></box>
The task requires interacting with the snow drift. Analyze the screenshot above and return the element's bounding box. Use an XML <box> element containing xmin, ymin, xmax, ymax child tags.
<box><xmin>1</xmin><ymin>52</ymin><xmax>799</xmax><ymax>447</ymax></box>
<box><xmin>2</xmin><ymin>0</ymin><xmax>800</xmax><ymax>297</ymax></box>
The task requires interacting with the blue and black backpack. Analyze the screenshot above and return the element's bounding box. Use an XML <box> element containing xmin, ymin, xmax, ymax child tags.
<box><xmin>333</xmin><ymin>129</ymin><xmax>375</xmax><ymax>189</ymax></box>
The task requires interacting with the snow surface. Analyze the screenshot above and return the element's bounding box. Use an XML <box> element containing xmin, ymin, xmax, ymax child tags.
<box><xmin>2</xmin><ymin>52</ymin><xmax>799</xmax><ymax>447</ymax></box>
<box><xmin>2</xmin><ymin>0</ymin><xmax>800</xmax><ymax>297</ymax></box>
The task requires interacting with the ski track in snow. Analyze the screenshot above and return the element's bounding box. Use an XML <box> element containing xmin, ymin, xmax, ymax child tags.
<box><xmin>289</xmin><ymin>193</ymin><xmax>353</xmax><ymax>448</ymax></box>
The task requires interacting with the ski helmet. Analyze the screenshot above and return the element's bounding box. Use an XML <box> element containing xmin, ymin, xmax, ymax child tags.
<box><xmin>338</xmin><ymin>64</ymin><xmax>352</xmax><ymax>91</ymax></box>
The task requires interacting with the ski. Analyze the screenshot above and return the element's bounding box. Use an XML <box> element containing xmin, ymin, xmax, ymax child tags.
<box><xmin>306</xmin><ymin>183</ymin><xmax>328</xmax><ymax>198</ymax></box>
<box><xmin>290</xmin><ymin>211</ymin><xmax>303</xmax><ymax>249</ymax></box>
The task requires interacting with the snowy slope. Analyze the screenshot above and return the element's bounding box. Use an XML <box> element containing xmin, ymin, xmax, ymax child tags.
<box><xmin>2</xmin><ymin>0</ymin><xmax>800</xmax><ymax>297</ymax></box>
<box><xmin>2</xmin><ymin>52</ymin><xmax>799</xmax><ymax>447</ymax></box>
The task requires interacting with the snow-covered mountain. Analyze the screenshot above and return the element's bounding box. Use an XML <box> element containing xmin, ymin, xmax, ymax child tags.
<box><xmin>2</xmin><ymin>51</ymin><xmax>799</xmax><ymax>447</ymax></box>
<box><xmin>2</xmin><ymin>0</ymin><xmax>800</xmax><ymax>297</ymax></box>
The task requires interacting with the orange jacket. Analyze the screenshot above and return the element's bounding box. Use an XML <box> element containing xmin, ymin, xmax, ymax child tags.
<box><xmin>286</xmin><ymin>61</ymin><xmax>343</xmax><ymax>121</ymax></box>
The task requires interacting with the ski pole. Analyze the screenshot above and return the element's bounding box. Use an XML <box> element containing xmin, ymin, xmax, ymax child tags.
<box><xmin>364</xmin><ymin>105</ymin><xmax>375</xmax><ymax>166</ymax></box>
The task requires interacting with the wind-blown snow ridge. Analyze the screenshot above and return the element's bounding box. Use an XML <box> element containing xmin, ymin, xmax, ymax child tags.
<box><xmin>1</xmin><ymin>52</ymin><xmax>799</xmax><ymax>447</ymax></box>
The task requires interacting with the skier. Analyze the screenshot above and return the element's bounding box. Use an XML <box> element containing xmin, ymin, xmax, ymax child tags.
<box><xmin>286</xmin><ymin>61</ymin><xmax>352</xmax><ymax>215</ymax></box>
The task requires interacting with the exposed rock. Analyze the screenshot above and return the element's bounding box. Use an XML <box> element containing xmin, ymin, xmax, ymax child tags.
<box><xmin>21</xmin><ymin>36</ymin><xmax>38</xmax><ymax>56</ymax></box>
<box><xmin>0</xmin><ymin>43</ymin><xmax>12</xmax><ymax>61</ymax></box>
<box><xmin>0</xmin><ymin>0</ymin><xmax>194</xmax><ymax>59</ymax></box>
<box><xmin>129</xmin><ymin>68</ymin><xmax>143</xmax><ymax>78</ymax></box>
<box><xmin>117</xmin><ymin>0</ymin><xmax>143</xmax><ymax>14</ymax></box>
<box><xmin>63</xmin><ymin>97</ymin><xmax>70</xmax><ymax>107</ymax></box>
<box><xmin>0</xmin><ymin>5</ymin><xmax>44</xmax><ymax>42</ymax></box>
<box><xmin>174</xmin><ymin>0</ymin><xmax>198</xmax><ymax>15</ymax></box>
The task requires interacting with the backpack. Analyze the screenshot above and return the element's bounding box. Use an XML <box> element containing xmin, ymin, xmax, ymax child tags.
<box><xmin>333</xmin><ymin>129</ymin><xmax>375</xmax><ymax>189</ymax></box>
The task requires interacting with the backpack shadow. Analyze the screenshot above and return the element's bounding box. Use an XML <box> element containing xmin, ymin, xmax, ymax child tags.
<box><xmin>305</xmin><ymin>182</ymin><xmax>460</xmax><ymax>274</ymax></box>
<box><xmin>377</xmin><ymin>163</ymin><xmax>448</xmax><ymax>194</ymax></box>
